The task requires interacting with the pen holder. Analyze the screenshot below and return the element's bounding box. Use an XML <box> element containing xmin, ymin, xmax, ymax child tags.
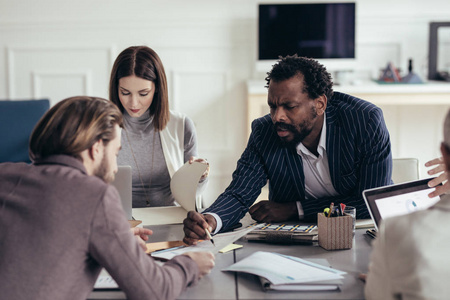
<box><xmin>317</xmin><ymin>213</ymin><xmax>353</xmax><ymax>250</ymax></box>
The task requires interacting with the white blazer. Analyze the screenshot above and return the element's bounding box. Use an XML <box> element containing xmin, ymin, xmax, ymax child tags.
<box><xmin>365</xmin><ymin>194</ymin><xmax>450</xmax><ymax>300</ymax></box>
<box><xmin>160</xmin><ymin>110</ymin><xmax>185</xmax><ymax>178</ymax></box>
<box><xmin>160</xmin><ymin>110</ymin><xmax>207</xmax><ymax>210</ymax></box>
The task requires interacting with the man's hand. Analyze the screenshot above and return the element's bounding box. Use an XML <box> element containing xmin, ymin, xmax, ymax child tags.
<box><xmin>183</xmin><ymin>251</ymin><xmax>215</xmax><ymax>279</ymax></box>
<box><xmin>249</xmin><ymin>201</ymin><xmax>297</xmax><ymax>223</ymax></box>
<box><xmin>183</xmin><ymin>211</ymin><xmax>217</xmax><ymax>245</ymax></box>
<box><xmin>189</xmin><ymin>156</ymin><xmax>209</xmax><ymax>182</ymax></box>
<box><xmin>130</xmin><ymin>227</ymin><xmax>153</xmax><ymax>251</ymax></box>
<box><xmin>425</xmin><ymin>157</ymin><xmax>449</xmax><ymax>197</ymax></box>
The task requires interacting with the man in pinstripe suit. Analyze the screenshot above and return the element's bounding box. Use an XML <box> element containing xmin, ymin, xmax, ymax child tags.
<box><xmin>183</xmin><ymin>55</ymin><xmax>392</xmax><ymax>245</ymax></box>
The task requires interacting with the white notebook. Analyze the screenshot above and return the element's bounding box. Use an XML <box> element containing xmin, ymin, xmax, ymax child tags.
<box><xmin>223</xmin><ymin>251</ymin><xmax>345</xmax><ymax>291</ymax></box>
<box><xmin>132</xmin><ymin>161</ymin><xmax>207</xmax><ymax>225</ymax></box>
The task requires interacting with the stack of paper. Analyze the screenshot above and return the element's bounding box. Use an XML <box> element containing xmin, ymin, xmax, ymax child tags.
<box><xmin>223</xmin><ymin>251</ymin><xmax>345</xmax><ymax>291</ymax></box>
<box><xmin>245</xmin><ymin>223</ymin><xmax>318</xmax><ymax>244</ymax></box>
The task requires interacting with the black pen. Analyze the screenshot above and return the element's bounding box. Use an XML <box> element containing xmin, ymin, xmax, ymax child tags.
<box><xmin>205</xmin><ymin>228</ymin><xmax>215</xmax><ymax>246</ymax></box>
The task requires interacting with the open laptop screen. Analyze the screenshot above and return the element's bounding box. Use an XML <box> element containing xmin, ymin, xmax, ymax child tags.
<box><xmin>363</xmin><ymin>178</ymin><xmax>440</xmax><ymax>230</ymax></box>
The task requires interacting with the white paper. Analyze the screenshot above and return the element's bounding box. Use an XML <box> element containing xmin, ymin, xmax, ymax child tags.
<box><xmin>132</xmin><ymin>206</ymin><xmax>190</xmax><ymax>226</ymax></box>
<box><xmin>222</xmin><ymin>251</ymin><xmax>345</xmax><ymax>286</ymax></box>
<box><xmin>151</xmin><ymin>224</ymin><xmax>259</xmax><ymax>260</ymax></box>
<box><xmin>170</xmin><ymin>161</ymin><xmax>207</xmax><ymax>212</ymax></box>
<box><xmin>93</xmin><ymin>269</ymin><xmax>119</xmax><ymax>289</ymax></box>
<box><xmin>132</xmin><ymin>162</ymin><xmax>207</xmax><ymax>225</ymax></box>
<box><xmin>355</xmin><ymin>218</ymin><xmax>375</xmax><ymax>229</ymax></box>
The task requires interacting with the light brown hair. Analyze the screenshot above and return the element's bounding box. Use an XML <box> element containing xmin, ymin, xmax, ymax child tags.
<box><xmin>29</xmin><ymin>96</ymin><xmax>123</xmax><ymax>161</ymax></box>
<box><xmin>109</xmin><ymin>46</ymin><xmax>170</xmax><ymax>131</ymax></box>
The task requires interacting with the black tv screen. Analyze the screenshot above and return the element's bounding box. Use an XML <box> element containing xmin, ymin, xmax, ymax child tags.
<box><xmin>258</xmin><ymin>3</ymin><xmax>355</xmax><ymax>60</ymax></box>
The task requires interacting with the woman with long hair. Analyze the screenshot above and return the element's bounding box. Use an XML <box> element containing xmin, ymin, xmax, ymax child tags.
<box><xmin>109</xmin><ymin>46</ymin><xmax>209</xmax><ymax>208</ymax></box>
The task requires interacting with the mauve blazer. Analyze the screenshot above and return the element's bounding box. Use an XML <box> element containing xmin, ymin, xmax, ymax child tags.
<box><xmin>0</xmin><ymin>155</ymin><xmax>198</xmax><ymax>300</ymax></box>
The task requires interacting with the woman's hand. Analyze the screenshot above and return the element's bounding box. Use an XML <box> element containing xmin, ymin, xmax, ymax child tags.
<box><xmin>189</xmin><ymin>156</ymin><xmax>210</xmax><ymax>182</ymax></box>
<box><xmin>130</xmin><ymin>227</ymin><xmax>153</xmax><ymax>251</ymax></box>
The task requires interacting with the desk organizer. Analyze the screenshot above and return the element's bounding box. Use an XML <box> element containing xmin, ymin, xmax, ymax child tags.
<box><xmin>317</xmin><ymin>213</ymin><xmax>353</xmax><ymax>250</ymax></box>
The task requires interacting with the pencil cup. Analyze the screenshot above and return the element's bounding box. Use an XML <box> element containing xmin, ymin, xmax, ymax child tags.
<box><xmin>317</xmin><ymin>213</ymin><xmax>353</xmax><ymax>250</ymax></box>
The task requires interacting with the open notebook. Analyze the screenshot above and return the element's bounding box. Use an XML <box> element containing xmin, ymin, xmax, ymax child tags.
<box><xmin>131</xmin><ymin>161</ymin><xmax>207</xmax><ymax>225</ymax></box>
<box><xmin>223</xmin><ymin>251</ymin><xmax>345</xmax><ymax>291</ymax></box>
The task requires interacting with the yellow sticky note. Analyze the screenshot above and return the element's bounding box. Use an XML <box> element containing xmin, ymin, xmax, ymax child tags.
<box><xmin>219</xmin><ymin>243</ymin><xmax>243</xmax><ymax>253</ymax></box>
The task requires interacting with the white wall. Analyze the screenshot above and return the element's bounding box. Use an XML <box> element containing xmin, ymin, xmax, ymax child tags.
<box><xmin>1</xmin><ymin>0</ymin><xmax>449</xmax><ymax>205</ymax></box>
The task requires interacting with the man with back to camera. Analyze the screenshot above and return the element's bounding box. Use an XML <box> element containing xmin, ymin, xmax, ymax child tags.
<box><xmin>0</xmin><ymin>96</ymin><xmax>215</xmax><ymax>300</ymax></box>
<box><xmin>364</xmin><ymin>109</ymin><xmax>450</xmax><ymax>299</ymax></box>
<box><xmin>183</xmin><ymin>55</ymin><xmax>393</xmax><ymax>244</ymax></box>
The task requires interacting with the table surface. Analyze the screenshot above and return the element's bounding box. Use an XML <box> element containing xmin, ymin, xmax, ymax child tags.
<box><xmin>89</xmin><ymin>223</ymin><xmax>373</xmax><ymax>300</ymax></box>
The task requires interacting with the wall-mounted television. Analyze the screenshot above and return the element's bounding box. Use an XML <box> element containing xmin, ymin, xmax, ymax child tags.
<box><xmin>257</xmin><ymin>2</ymin><xmax>356</xmax><ymax>72</ymax></box>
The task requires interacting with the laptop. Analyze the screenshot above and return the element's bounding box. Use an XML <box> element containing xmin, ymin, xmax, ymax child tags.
<box><xmin>111</xmin><ymin>165</ymin><xmax>133</xmax><ymax>220</ymax></box>
<box><xmin>362</xmin><ymin>178</ymin><xmax>441</xmax><ymax>231</ymax></box>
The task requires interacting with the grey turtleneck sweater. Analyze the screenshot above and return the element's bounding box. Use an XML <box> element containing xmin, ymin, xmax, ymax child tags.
<box><xmin>118</xmin><ymin>110</ymin><xmax>199</xmax><ymax>208</ymax></box>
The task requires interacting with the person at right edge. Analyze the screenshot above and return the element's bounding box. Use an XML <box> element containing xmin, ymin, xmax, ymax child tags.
<box><xmin>183</xmin><ymin>54</ymin><xmax>393</xmax><ymax>244</ymax></box>
<box><xmin>364</xmin><ymin>109</ymin><xmax>450</xmax><ymax>299</ymax></box>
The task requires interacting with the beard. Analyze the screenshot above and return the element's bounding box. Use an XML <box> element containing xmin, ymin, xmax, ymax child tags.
<box><xmin>94</xmin><ymin>153</ymin><xmax>115</xmax><ymax>183</ymax></box>
<box><xmin>275</xmin><ymin>106</ymin><xmax>318</xmax><ymax>147</ymax></box>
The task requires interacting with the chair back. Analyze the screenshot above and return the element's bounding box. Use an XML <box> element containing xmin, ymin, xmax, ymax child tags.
<box><xmin>392</xmin><ymin>158</ymin><xmax>419</xmax><ymax>184</ymax></box>
<box><xmin>0</xmin><ymin>99</ymin><xmax>50</xmax><ymax>163</ymax></box>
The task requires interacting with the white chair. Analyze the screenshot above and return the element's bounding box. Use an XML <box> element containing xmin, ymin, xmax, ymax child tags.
<box><xmin>392</xmin><ymin>158</ymin><xmax>420</xmax><ymax>184</ymax></box>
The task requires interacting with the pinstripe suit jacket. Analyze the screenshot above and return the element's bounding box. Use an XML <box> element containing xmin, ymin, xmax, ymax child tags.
<box><xmin>204</xmin><ymin>92</ymin><xmax>392</xmax><ymax>231</ymax></box>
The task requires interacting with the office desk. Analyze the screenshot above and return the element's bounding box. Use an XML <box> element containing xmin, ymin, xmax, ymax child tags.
<box><xmin>89</xmin><ymin>225</ymin><xmax>373</xmax><ymax>300</ymax></box>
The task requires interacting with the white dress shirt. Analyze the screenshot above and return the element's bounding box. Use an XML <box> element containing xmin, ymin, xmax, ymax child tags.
<box><xmin>295</xmin><ymin>113</ymin><xmax>338</xmax><ymax>217</ymax></box>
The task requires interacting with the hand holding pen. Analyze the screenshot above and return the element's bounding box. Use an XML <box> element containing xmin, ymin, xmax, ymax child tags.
<box><xmin>183</xmin><ymin>211</ymin><xmax>217</xmax><ymax>245</ymax></box>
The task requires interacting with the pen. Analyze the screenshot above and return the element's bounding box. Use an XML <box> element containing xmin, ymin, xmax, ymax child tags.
<box><xmin>336</xmin><ymin>203</ymin><xmax>344</xmax><ymax>216</ymax></box>
<box><xmin>328</xmin><ymin>202</ymin><xmax>334</xmax><ymax>218</ymax></box>
<box><xmin>340</xmin><ymin>203</ymin><xmax>346</xmax><ymax>216</ymax></box>
<box><xmin>205</xmin><ymin>228</ymin><xmax>215</xmax><ymax>246</ymax></box>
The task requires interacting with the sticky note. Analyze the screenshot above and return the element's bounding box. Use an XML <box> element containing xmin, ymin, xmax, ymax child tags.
<box><xmin>219</xmin><ymin>243</ymin><xmax>243</xmax><ymax>253</ymax></box>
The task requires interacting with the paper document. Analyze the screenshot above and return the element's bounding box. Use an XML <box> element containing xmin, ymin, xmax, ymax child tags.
<box><xmin>93</xmin><ymin>269</ymin><xmax>119</xmax><ymax>290</ymax></box>
<box><xmin>151</xmin><ymin>224</ymin><xmax>259</xmax><ymax>260</ymax></box>
<box><xmin>223</xmin><ymin>251</ymin><xmax>345</xmax><ymax>290</ymax></box>
<box><xmin>132</xmin><ymin>162</ymin><xmax>207</xmax><ymax>225</ymax></box>
<box><xmin>356</xmin><ymin>219</ymin><xmax>374</xmax><ymax>229</ymax></box>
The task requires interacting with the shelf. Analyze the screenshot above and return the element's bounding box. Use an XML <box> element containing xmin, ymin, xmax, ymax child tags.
<box><xmin>247</xmin><ymin>80</ymin><xmax>450</xmax><ymax>106</ymax></box>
